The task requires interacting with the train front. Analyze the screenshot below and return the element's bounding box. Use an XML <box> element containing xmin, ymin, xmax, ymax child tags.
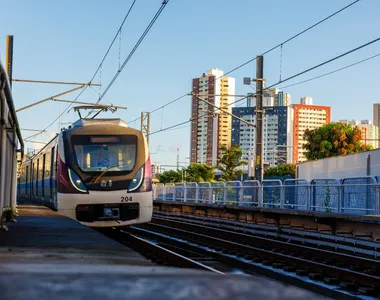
<box><xmin>56</xmin><ymin>119</ymin><xmax>153</xmax><ymax>227</ymax></box>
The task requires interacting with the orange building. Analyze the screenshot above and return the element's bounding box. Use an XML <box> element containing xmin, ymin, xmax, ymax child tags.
<box><xmin>292</xmin><ymin>103</ymin><xmax>331</xmax><ymax>163</ymax></box>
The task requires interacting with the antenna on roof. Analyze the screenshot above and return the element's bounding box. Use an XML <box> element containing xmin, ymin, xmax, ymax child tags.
<box><xmin>68</xmin><ymin>104</ymin><xmax>127</xmax><ymax>119</ymax></box>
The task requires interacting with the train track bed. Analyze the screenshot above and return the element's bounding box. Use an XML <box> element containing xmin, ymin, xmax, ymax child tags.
<box><xmin>154</xmin><ymin>211</ymin><xmax>380</xmax><ymax>259</ymax></box>
<box><xmin>99</xmin><ymin>227</ymin><xmax>228</xmax><ymax>274</ymax></box>
<box><xmin>129</xmin><ymin>215</ymin><xmax>380</xmax><ymax>299</ymax></box>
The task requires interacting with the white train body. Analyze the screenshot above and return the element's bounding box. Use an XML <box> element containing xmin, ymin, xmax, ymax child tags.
<box><xmin>18</xmin><ymin>118</ymin><xmax>153</xmax><ymax>227</ymax></box>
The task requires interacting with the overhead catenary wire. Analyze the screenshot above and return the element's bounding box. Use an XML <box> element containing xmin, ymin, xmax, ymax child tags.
<box><xmin>149</xmin><ymin>36</ymin><xmax>380</xmax><ymax>136</ymax></box>
<box><xmin>278</xmin><ymin>52</ymin><xmax>380</xmax><ymax>89</ymax></box>
<box><xmin>231</xmin><ymin>37</ymin><xmax>380</xmax><ymax>107</ymax></box>
<box><xmin>128</xmin><ymin>0</ymin><xmax>360</xmax><ymax>124</ymax></box>
<box><xmin>88</xmin><ymin>0</ymin><xmax>169</xmax><ymax>116</ymax></box>
<box><xmin>33</xmin><ymin>0</ymin><xmax>138</xmax><ymax>138</ymax></box>
<box><xmin>149</xmin><ymin>95</ymin><xmax>251</xmax><ymax>136</ymax></box>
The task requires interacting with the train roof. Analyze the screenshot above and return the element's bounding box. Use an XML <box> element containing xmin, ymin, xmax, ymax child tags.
<box><xmin>71</xmin><ymin>118</ymin><xmax>128</xmax><ymax>128</ymax></box>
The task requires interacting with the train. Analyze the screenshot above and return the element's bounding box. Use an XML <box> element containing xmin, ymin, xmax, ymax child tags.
<box><xmin>17</xmin><ymin>118</ymin><xmax>153</xmax><ymax>227</ymax></box>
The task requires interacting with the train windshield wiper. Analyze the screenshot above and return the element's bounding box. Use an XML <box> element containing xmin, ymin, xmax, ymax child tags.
<box><xmin>94</xmin><ymin>162</ymin><xmax>130</xmax><ymax>183</ymax></box>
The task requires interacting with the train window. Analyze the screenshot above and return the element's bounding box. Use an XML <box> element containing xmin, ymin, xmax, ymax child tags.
<box><xmin>71</xmin><ymin>135</ymin><xmax>137</xmax><ymax>172</ymax></box>
<box><xmin>45</xmin><ymin>151</ymin><xmax>51</xmax><ymax>179</ymax></box>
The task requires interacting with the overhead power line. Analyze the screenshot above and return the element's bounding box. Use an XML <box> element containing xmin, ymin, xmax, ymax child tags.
<box><xmin>88</xmin><ymin>0</ymin><xmax>137</xmax><ymax>85</ymax></box>
<box><xmin>90</xmin><ymin>0</ymin><xmax>169</xmax><ymax>111</ymax></box>
<box><xmin>128</xmin><ymin>0</ymin><xmax>360</xmax><ymax>124</ymax></box>
<box><xmin>38</xmin><ymin>0</ymin><xmax>138</xmax><ymax>135</ymax></box>
<box><xmin>149</xmin><ymin>95</ymin><xmax>251</xmax><ymax>136</ymax></box>
<box><xmin>278</xmin><ymin>52</ymin><xmax>380</xmax><ymax>89</ymax></box>
<box><xmin>150</xmin><ymin>36</ymin><xmax>380</xmax><ymax>136</ymax></box>
<box><xmin>231</xmin><ymin>37</ymin><xmax>380</xmax><ymax>107</ymax></box>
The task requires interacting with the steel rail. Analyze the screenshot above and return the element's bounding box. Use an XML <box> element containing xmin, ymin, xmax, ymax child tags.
<box><xmin>153</xmin><ymin>213</ymin><xmax>380</xmax><ymax>257</ymax></box>
<box><xmin>129</xmin><ymin>225</ymin><xmax>375</xmax><ymax>299</ymax></box>
<box><xmin>100</xmin><ymin>227</ymin><xmax>224</xmax><ymax>274</ymax></box>
<box><xmin>138</xmin><ymin>221</ymin><xmax>380</xmax><ymax>290</ymax></box>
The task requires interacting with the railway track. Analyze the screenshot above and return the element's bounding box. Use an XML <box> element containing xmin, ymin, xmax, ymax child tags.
<box><xmin>126</xmin><ymin>215</ymin><xmax>380</xmax><ymax>299</ymax></box>
<box><xmin>99</xmin><ymin>227</ymin><xmax>224</xmax><ymax>274</ymax></box>
<box><xmin>154</xmin><ymin>211</ymin><xmax>380</xmax><ymax>258</ymax></box>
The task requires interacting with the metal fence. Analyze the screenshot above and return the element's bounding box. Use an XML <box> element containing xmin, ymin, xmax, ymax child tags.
<box><xmin>153</xmin><ymin>176</ymin><xmax>380</xmax><ymax>215</ymax></box>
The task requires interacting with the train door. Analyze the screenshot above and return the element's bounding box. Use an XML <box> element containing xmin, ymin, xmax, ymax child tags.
<box><xmin>26</xmin><ymin>165</ymin><xmax>30</xmax><ymax>199</ymax></box>
<box><xmin>32</xmin><ymin>161</ymin><xmax>36</xmax><ymax>198</ymax></box>
<box><xmin>42</xmin><ymin>154</ymin><xmax>46</xmax><ymax>200</ymax></box>
<box><xmin>36</xmin><ymin>159</ymin><xmax>39</xmax><ymax>198</ymax></box>
<box><xmin>50</xmin><ymin>146</ymin><xmax>57</xmax><ymax>210</ymax></box>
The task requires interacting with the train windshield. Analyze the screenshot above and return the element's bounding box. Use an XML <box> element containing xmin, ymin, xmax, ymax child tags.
<box><xmin>71</xmin><ymin>135</ymin><xmax>137</xmax><ymax>172</ymax></box>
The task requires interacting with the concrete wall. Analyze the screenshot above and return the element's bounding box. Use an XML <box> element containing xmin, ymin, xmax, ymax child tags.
<box><xmin>297</xmin><ymin>149</ymin><xmax>380</xmax><ymax>181</ymax></box>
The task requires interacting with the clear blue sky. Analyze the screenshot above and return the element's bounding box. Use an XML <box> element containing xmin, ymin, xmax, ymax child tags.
<box><xmin>1</xmin><ymin>0</ymin><xmax>379</xmax><ymax>167</ymax></box>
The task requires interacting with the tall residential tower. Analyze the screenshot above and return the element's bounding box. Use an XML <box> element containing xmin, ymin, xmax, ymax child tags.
<box><xmin>190</xmin><ymin>69</ymin><xmax>235</xmax><ymax>166</ymax></box>
<box><xmin>373</xmin><ymin>103</ymin><xmax>380</xmax><ymax>137</ymax></box>
<box><xmin>292</xmin><ymin>98</ymin><xmax>331</xmax><ymax>163</ymax></box>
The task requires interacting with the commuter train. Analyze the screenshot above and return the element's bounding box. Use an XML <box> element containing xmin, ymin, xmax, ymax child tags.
<box><xmin>17</xmin><ymin>118</ymin><xmax>153</xmax><ymax>227</ymax></box>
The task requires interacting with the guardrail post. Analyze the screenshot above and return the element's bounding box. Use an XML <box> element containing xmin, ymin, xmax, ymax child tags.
<box><xmin>258</xmin><ymin>184</ymin><xmax>263</xmax><ymax>208</ymax></box>
<box><xmin>195</xmin><ymin>183</ymin><xmax>199</xmax><ymax>203</ymax></box>
<box><xmin>223</xmin><ymin>184</ymin><xmax>227</xmax><ymax>205</ymax></box>
<box><xmin>337</xmin><ymin>184</ymin><xmax>342</xmax><ymax>213</ymax></box>
<box><xmin>183</xmin><ymin>183</ymin><xmax>187</xmax><ymax>202</ymax></box>
<box><xmin>278</xmin><ymin>183</ymin><xmax>283</xmax><ymax>209</ymax></box>
<box><xmin>306</xmin><ymin>184</ymin><xmax>311</xmax><ymax>211</ymax></box>
<box><xmin>375</xmin><ymin>185</ymin><xmax>380</xmax><ymax>215</ymax></box>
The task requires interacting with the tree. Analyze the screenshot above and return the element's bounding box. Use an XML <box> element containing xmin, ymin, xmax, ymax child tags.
<box><xmin>303</xmin><ymin>122</ymin><xmax>373</xmax><ymax>161</ymax></box>
<box><xmin>217</xmin><ymin>145</ymin><xmax>247</xmax><ymax>181</ymax></box>
<box><xmin>157</xmin><ymin>164</ymin><xmax>215</xmax><ymax>183</ymax></box>
<box><xmin>264</xmin><ymin>164</ymin><xmax>296</xmax><ymax>178</ymax></box>
<box><xmin>186</xmin><ymin>163</ymin><xmax>215</xmax><ymax>182</ymax></box>
<box><xmin>157</xmin><ymin>170</ymin><xmax>181</xmax><ymax>184</ymax></box>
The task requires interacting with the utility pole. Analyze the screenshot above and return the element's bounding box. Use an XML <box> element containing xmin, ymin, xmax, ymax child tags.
<box><xmin>255</xmin><ymin>56</ymin><xmax>264</xmax><ymax>182</ymax></box>
<box><xmin>176</xmin><ymin>148</ymin><xmax>180</xmax><ymax>171</ymax></box>
<box><xmin>5</xmin><ymin>35</ymin><xmax>14</xmax><ymax>89</ymax></box>
<box><xmin>140</xmin><ymin>112</ymin><xmax>150</xmax><ymax>145</ymax></box>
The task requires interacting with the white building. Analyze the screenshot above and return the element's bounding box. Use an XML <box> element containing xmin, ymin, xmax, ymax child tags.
<box><xmin>248</xmin><ymin>89</ymin><xmax>291</xmax><ymax>107</ymax></box>
<box><xmin>340</xmin><ymin>119</ymin><xmax>379</xmax><ymax>149</ymax></box>
<box><xmin>300</xmin><ymin>96</ymin><xmax>313</xmax><ymax>105</ymax></box>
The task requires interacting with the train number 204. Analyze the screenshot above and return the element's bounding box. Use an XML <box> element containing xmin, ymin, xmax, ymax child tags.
<box><xmin>121</xmin><ymin>196</ymin><xmax>132</xmax><ymax>202</ymax></box>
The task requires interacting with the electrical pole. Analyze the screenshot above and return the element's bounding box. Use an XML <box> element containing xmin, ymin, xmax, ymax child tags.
<box><xmin>140</xmin><ymin>112</ymin><xmax>150</xmax><ymax>145</ymax></box>
<box><xmin>255</xmin><ymin>56</ymin><xmax>264</xmax><ymax>182</ymax></box>
<box><xmin>5</xmin><ymin>35</ymin><xmax>14</xmax><ymax>89</ymax></box>
<box><xmin>176</xmin><ymin>148</ymin><xmax>180</xmax><ymax>171</ymax></box>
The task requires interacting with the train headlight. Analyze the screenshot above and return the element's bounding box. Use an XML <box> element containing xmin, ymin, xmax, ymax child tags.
<box><xmin>68</xmin><ymin>168</ymin><xmax>88</xmax><ymax>193</ymax></box>
<box><xmin>128</xmin><ymin>166</ymin><xmax>144</xmax><ymax>192</ymax></box>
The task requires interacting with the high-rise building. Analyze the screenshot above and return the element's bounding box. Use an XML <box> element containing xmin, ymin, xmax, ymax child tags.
<box><xmin>190</xmin><ymin>69</ymin><xmax>235</xmax><ymax>166</ymax></box>
<box><xmin>231</xmin><ymin>106</ymin><xmax>293</xmax><ymax>167</ymax></box>
<box><xmin>292</xmin><ymin>100</ymin><xmax>331</xmax><ymax>163</ymax></box>
<box><xmin>300</xmin><ymin>96</ymin><xmax>313</xmax><ymax>105</ymax></box>
<box><xmin>373</xmin><ymin>104</ymin><xmax>380</xmax><ymax>136</ymax></box>
<box><xmin>358</xmin><ymin>120</ymin><xmax>379</xmax><ymax>149</ymax></box>
<box><xmin>277</xmin><ymin>91</ymin><xmax>291</xmax><ymax>106</ymax></box>
<box><xmin>339</xmin><ymin>119</ymin><xmax>379</xmax><ymax>149</ymax></box>
<box><xmin>339</xmin><ymin>119</ymin><xmax>358</xmax><ymax>126</ymax></box>
<box><xmin>247</xmin><ymin>90</ymin><xmax>291</xmax><ymax>107</ymax></box>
